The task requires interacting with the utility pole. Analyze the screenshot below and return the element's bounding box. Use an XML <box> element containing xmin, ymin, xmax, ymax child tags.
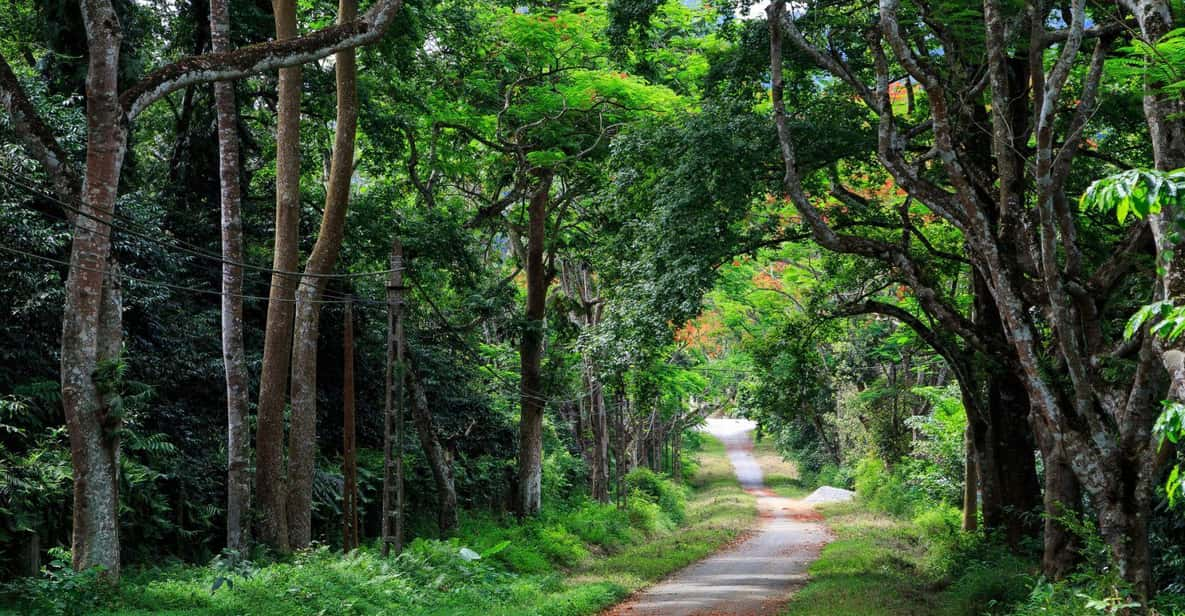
<box><xmin>382</xmin><ymin>240</ymin><xmax>406</xmax><ymax>556</ymax></box>
<box><xmin>342</xmin><ymin>299</ymin><xmax>359</xmax><ymax>551</ymax></box>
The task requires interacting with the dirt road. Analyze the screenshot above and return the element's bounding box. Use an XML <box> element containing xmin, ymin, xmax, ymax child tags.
<box><xmin>605</xmin><ymin>418</ymin><xmax>831</xmax><ymax>616</ymax></box>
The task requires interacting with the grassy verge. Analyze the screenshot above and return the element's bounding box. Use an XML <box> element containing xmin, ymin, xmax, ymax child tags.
<box><xmin>781</xmin><ymin>502</ymin><xmax>1031</xmax><ymax>616</ymax></box>
<box><xmin>3</xmin><ymin>435</ymin><xmax>754</xmax><ymax>616</ymax></box>
<box><xmin>578</xmin><ymin>435</ymin><xmax>755</xmax><ymax>589</ymax></box>
<box><xmin>751</xmin><ymin>435</ymin><xmax>808</xmax><ymax>499</ymax></box>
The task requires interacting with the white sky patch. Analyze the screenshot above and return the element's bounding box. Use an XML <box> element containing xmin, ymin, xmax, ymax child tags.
<box><xmin>737</xmin><ymin>0</ymin><xmax>771</xmax><ymax>20</ymax></box>
<box><xmin>735</xmin><ymin>1</ymin><xmax>806</xmax><ymax>21</ymax></box>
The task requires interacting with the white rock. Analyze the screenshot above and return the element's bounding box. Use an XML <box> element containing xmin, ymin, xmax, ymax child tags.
<box><xmin>803</xmin><ymin>486</ymin><xmax>855</xmax><ymax>504</ymax></box>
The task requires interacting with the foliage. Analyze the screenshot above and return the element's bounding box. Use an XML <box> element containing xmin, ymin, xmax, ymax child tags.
<box><xmin>783</xmin><ymin>502</ymin><xmax>1031</xmax><ymax>616</ymax></box>
<box><xmin>1089</xmin><ymin>167</ymin><xmax>1185</xmax><ymax>513</ymax></box>
<box><xmin>1108</xmin><ymin>27</ymin><xmax>1185</xmax><ymax>99</ymax></box>
<box><xmin>853</xmin><ymin>456</ymin><xmax>916</xmax><ymax>517</ymax></box>
<box><xmin>1</xmin><ymin>434</ymin><xmax>753</xmax><ymax>616</ymax></box>
<box><xmin>900</xmin><ymin>386</ymin><xmax>966</xmax><ymax>506</ymax></box>
<box><xmin>3</xmin><ymin>0</ymin><xmax>1185</xmax><ymax>610</ymax></box>
<box><xmin>1080</xmin><ymin>168</ymin><xmax>1185</xmax><ymax>224</ymax></box>
<box><xmin>624</xmin><ymin>467</ymin><xmax>688</xmax><ymax>523</ymax></box>
<box><xmin>0</xmin><ymin>549</ymin><xmax>117</xmax><ymax>616</ymax></box>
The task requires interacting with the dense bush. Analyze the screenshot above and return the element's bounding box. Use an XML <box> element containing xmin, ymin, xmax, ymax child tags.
<box><xmin>853</xmin><ymin>456</ymin><xmax>917</xmax><ymax>517</ymax></box>
<box><xmin>0</xmin><ymin>548</ymin><xmax>117</xmax><ymax>616</ymax></box>
<box><xmin>901</xmin><ymin>386</ymin><xmax>967</xmax><ymax>506</ymax></box>
<box><xmin>564</xmin><ymin>503</ymin><xmax>638</xmax><ymax>549</ymax></box>
<box><xmin>1</xmin><ymin>474</ymin><xmax>694</xmax><ymax>614</ymax></box>
<box><xmin>624</xmin><ymin>468</ymin><xmax>688</xmax><ymax>524</ymax></box>
<box><xmin>1008</xmin><ymin>513</ymin><xmax>1185</xmax><ymax>616</ymax></box>
<box><xmin>798</xmin><ymin>462</ymin><xmax>852</xmax><ymax>490</ymax></box>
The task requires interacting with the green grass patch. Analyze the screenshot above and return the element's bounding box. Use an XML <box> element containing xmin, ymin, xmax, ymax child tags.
<box><xmin>3</xmin><ymin>436</ymin><xmax>754</xmax><ymax>616</ymax></box>
<box><xmin>751</xmin><ymin>436</ymin><xmax>810</xmax><ymax>498</ymax></box>
<box><xmin>782</xmin><ymin>502</ymin><xmax>1032</xmax><ymax>616</ymax></box>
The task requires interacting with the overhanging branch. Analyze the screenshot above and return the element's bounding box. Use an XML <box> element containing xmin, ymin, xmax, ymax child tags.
<box><xmin>120</xmin><ymin>0</ymin><xmax>403</xmax><ymax>120</ymax></box>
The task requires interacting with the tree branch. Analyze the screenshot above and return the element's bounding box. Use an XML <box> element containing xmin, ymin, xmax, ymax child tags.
<box><xmin>0</xmin><ymin>51</ymin><xmax>82</xmax><ymax>206</ymax></box>
<box><xmin>120</xmin><ymin>0</ymin><xmax>403</xmax><ymax>120</ymax></box>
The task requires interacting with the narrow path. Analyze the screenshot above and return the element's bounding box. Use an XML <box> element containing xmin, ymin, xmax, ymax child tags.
<box><xmin>606</xmin><ymin>418</ymin><xmax>831</xmax><ymax>616</ymax></box>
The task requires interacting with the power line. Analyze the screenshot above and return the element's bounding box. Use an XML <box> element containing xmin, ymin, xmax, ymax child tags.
<box><xmin>0</xmin><ymin>244</ymin><xmax>359</xmax><ymax>305</ymax></box>
<box><xmin>0</xmin><ymin>174</ymin><xmax>605</xmax><ymax>403</ymax></box>
<box><xmin>0</xmin><ymin>170</ymin><xmax>404</xmax><ymax>281</ymax></box>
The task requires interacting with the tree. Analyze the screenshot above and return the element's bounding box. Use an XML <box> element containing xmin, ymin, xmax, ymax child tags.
<box><xmin>209</xmin><ymin>0</ymin><xmax>250</xmax><ymax>556</ymax></box>
<box><xmin>407</xmin><ymin>360</ymin><xmax>459</xmax><ymax>535</ymax></box>
<box><xmin>0</xmin><ymin>0</ymin><xmax>404</xmax><ymax>579</ymax></box>
<box><xmin>400</xmin><ymin>4</ymin><xmax>678</xmax><ymax>515</ymax></box>
<box><xmin>286</xmin><ymin>0</ymin><xmax>361</xmax><ymax>550</ymax></box>
<box><xmin>253</xmin><ymin>0</ymin><xmax>302</xmax><ymax>553</ymax></box>
<box><xmin>517</xmin><ymin>169</ymin><xmax>554</xmax><ymax>516</ymax></box>
<box><xmin>768</xmin><ymin>0</ymin><xmax>1166</xmax><ymax>593</ymax></box>
<box><xmin>559</xmin><ymin>259</ymin><xmax>609</xmax><ymax>502</ymax></box>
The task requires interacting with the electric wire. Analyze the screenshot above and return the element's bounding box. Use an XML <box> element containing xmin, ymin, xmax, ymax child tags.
<box><xmin>0</xmin><ymin>244</ymin><xmax>359</xmax><ymax>305</ymax></box>
<box><xmin>0</xmin><ymin>170</ymin><xmax>404</xmax><ymax>280</ymax></box>
<box><xmin>0</xmin><ymin>172</ymin><xmax>598</xmax><ymax>404</ymax></box>
<box><xmin>0</xmin><ymin>170</ymin><xmax>394</xmax><ymax>304</ymax></box>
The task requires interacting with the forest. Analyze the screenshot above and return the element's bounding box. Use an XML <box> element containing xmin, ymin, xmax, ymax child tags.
<box><xmin>1</xmin><ymin>0</ymin><xmax>1185</xmax><ymax>614</ymax></box>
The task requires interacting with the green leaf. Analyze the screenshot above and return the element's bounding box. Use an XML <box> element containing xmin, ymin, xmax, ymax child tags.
<box><xmin>1154</xmin><ymin>401</ymin><xmax>1185</xmax><ymax>447</ymax></box>
<box><xmin>1167</xmin><ymin>465</ymin><xmax>1182</xmax><ymax>507</ymax></box>
<box><xmin>1125</xmin><ymin>301</ymin><xmax>1172</xmax><ymax>339</ymax></box>
<box><xmin>480</xmin><ymin>539</ymin><xmax>512</xmax><ymax>558</ymax></box>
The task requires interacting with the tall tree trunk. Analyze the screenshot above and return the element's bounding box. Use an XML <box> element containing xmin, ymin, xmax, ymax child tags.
<box><xmin>407</xmin><ymin>363</ymin><xmax>459</xmax><ymax>535</ymax></box>
<box><xmin>210</xmin><ymin>0</ymin><xmax>250</xmax><ymax>555</ymax></box>
<box><xmin>254</xmin><ymin>0</ymin><xmax>302</xmax><ymax>553</ymax></box>
<box><xmin>516</xmin><ymin>170</ymin><xmax>554</xmax><ymax>516</ymax></box>
<box><xmin>560</xmin><ymin>260</ymin><xmax>608</xmax><ymax>502</ymax></box>
<box><xmin>962</xmin><ymin>425</ymin><xmax>978</xmax><ymax>531</ymax></box>
<box><xmin>985</xmin><ymin>370</ymin><xmax>1041</xmax><ymax>546</ymax></box>
<box><xmin>672</xmin><ymin>425</ymin><xmax>683</xmax><ymax>483</ymax></box>
<box><xmin>62</xmin><ymin>0</ymin><xmax>126</xmax><ymax>579</ymax></box>
<box><xmin>286</xmin><ymin>0</ymin><xmax>359</xmax><ymax>550</ymax></box>
<box><xmin>1033</xmin><ymin>419</ymin><xmax>1080</xmax><ymax>579</ymax></box>
<box><xmin>968</xmin><ymin>273</ymin><xmax>1041</xmax><ymax>544</ymax></box>
<box><xmin>0</xmin><ymin>0</ymin><xmax>403</xmax><ymax>580</ymax></box>
<box><xmin>589</xmin><ymin>372</ymin><xmax>609</xmax><ymax>502</ymax></box>
<box><xmin>576</xmin><ymin>358</ymin><xmax>608</xmax><ymax>501</ymax></box>
<box><xmin>24</xmin><ymin>532</ymin><xmax>40</xmax><ymax>577</ymax></box>
<box><xmin>1095</xmin><ymin>476</ymin><xmax>1155</xmax><ymax>597</ymax></box>
<box><xmin>650</xmin><ymin>413</ymin><xmax>663</xmax><ymax>473</ymax></box>
<box><xmin>341</xmin><ymin>301</ymin><xmax>359</xmax><ymax>551</ymax></box>
<box><xmin>1127</xmin><ymin>5</ymin><xmax>1185</xmax><ymax>506</ymax></box>
<box><xmin>572</xmin><ymin>398</ymin><xmax>586</xmax><ymax>460</ymax></box>
<box><xmin>614</xmin><ymin>384</ymin><xmax>629</xmax><ymax>508</ymax></box>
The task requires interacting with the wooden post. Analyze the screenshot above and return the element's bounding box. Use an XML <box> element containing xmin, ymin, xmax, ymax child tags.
<box><xmin>342</xmin><ymin>299</ymin><xmax>359</xmax><ymax>551</ymax></box>
<box><xmin>382</xmin><ymin>240</ymin><xmax>405</xmax><ymax>556</ymax></box>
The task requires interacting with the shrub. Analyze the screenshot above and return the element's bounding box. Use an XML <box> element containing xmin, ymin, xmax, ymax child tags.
<box><xmin>497</xmin><ymin>541</ymin><xmax>553</xmax><ymax>574</ymax></box>
<box><xmin>565</xmin><ymin>502</ymin><xmax>636</xmax><ymax>549</ymax></box>
<box><xmin>942</xmin><ymin>551</ymin><xmax>1032</xmax><ymax>615</ymax></box>
<box><xmin>625</xmin><ymin>498</ymin><xmax>666</xmax><ymax>535</ymax></box>
<box><xmin>1012</xmin><ymin>572</ymin><xmax>1141</xmax><ymax>616</ymax></box>
<box><xmin>807</xmin><ymin>463</ymin><xmax>853</xmax><ymax>489</ymax></box>
<box><xmin>624</xmin><ymin>468</ymin><xmax>687</xmax><ymax>523</ymax></box>
<box><xmin>912</xmin><ymin>504</ymin><xmax>971</xmax><ymax>578</ymax></box>
<box><xmin>0</xmin><ymin>551</ymin><xmax>117</xmax><ymax>616</ymax></box>
<box><xmin>542</xmin><ymin>448</ymin><xmax>586</xmax><ymax>505</ymax></box>
<box><xmin>853</xmin><ymin>456</ymin><xmax>915</xmax><ymax>516</ymax></box>
<box><xmin>535</xmin><ymin>525</ymin><xmax>588</xmax><ymax>567</ymax></box>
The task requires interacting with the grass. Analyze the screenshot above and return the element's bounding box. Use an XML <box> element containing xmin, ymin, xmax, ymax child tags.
<box><xmin>584</xmin><ymin>435</ymin><xmax>756</xmax><ymax>585</ymax></box>
<box><xmin>781</xmin><ymin>502</ymin><xmax>1032</xmax><ymax>616</ymax></box>
<box><xmin>2</xmin><ymin>436</ymin><xmax>755</xmax><ymax>616</ymax></box>
<box><xmin>751</xmin><ymin>435</ymin><xmax>809</xmax><ymax>498</ymax></box>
